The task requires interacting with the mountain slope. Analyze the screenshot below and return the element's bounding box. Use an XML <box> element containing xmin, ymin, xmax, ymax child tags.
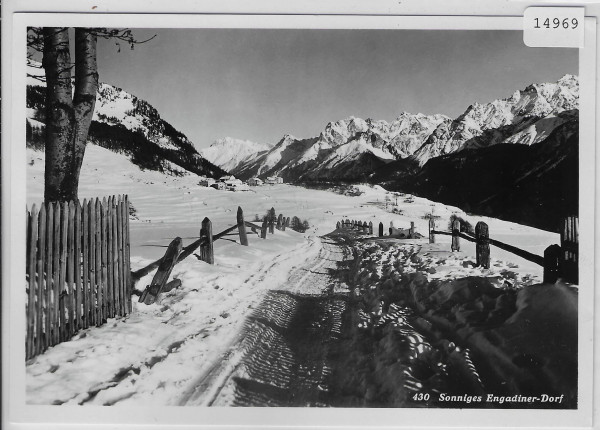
<box><xmin>395</xmin><ymin>116</ymin><xmax>578</xmax><ymax>231</ymax></box>
<box><xmin>200</xmin><ymin>137</ymin><xmax>272</xmax><ymax>173</ymax></box>
<box><xmin>26</xmin><ymin>63</ymin><xmax>226</xmax><ymax>179</ymax></box>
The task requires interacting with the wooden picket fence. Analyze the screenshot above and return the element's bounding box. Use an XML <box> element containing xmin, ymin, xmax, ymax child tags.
<box><xmin>134</xmin><ymin>206</ymin><xmax>296</xmax><ymax>305</ymax></box>
<box><xmin>26</xmin><ymin>195</ymin><xmax>131</xmax><ymax>360</ymax></box>
<box><xmin>336</xmin><ymin>219</ymin><xmax>418</xmax><ymax>239</ymax></box>
<box><xmin>336</xmin><ymin>219</ymin><xmax>374</xmax><ymax>235</ymax></box>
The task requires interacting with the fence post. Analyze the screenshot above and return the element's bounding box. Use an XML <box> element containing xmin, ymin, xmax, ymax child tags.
<box><xmin>429</xmin><ymin>218</ymin><xmax>435</xmax><ymax>244</ymax></box>
<box><xmin>200</xmin><ymin>217</ymin><xmax>214</xmax><ymax>264</ymax></box>
<box><xmin>451</xmin><ymin>219</ymin><xmax>460</xmax><ymax>252</ymax></box>
<box><xmin>475</xmin><ymin>221</ymin><xmax>490</xmax><ymax>269</ymax></box>
<box><xmin>109</xmin><ymin>198</ymin><xmax>119</xmax><ymax>319</ymax></box>
<box><xmin>286</xmin><ymin>217</ymin><xmax>290</xmax><ymax>228</ymax></box>
<box><xmin>237</xmin><ymin>207</ymin><xmax>249</xmax><ymax>246</ymax></box>
<box><xmin>336</xmin><ymin>221</ymin><xmax>341</xmax><ymax>229</ymax></box>
<box><xmin>379</xmin><ymin>222</ymin><xmax>384</xmax><ymax>237</ymax></box>
<box><xmin>410</xmin><ymin>221</ymin><xmax>415</xmax><ymax>238</ymax></box>
<box><xmin>100</xmin><ymin>198</ymin><xmax>108</xmax><ymax>324</ymax></box>
<box><xmin>543</xmin><ymin>244</ymin><xmax>561</xmax><ymax>283</ymax></box>
<box><xmin>269</xmin><ymin>207</ymin><xmax>275</xmax><ymax>234</ymax></box>
<box><xmin>281</xmin><ymin>218</ymin><xmax>286</xmax><ymax>231</ymax></box>
<box><xmin>26</xmin><ymin>205</ymin><xmax>38</xmax><ymax>359</ymax></box>
<box><xmin>38</xmin><ymin>204</ymin><xmax>47</xmax><ymax>353</ymax></box>
<box><xmin>52</xmin><ymin>202</ymin><xmax>61</xmax><ymax>341</ymax></box>
<box><xmin>369</xmin><ymin>221</ymin><xmax>373</xmax><ymax>235</ymax></box>
<box><xmin>561</xmin><ymin>216</ymin><xmax>578</xmax><ymax>284</ymax></box>
<box><xmin>67</xmin><ymin>201</ymin><xmax>76</xmax><ymax>335</ymax></box>
<box><xmin>124</xmin><ymin>195</ymin><xmax>132</xmax><ymax>314</ymax></box>
<box><xmin>363</xmin><ymin>222</ymin><xmax>368</xmax><ymax>233</ymax></box>
<box><xmin>277</xmin><ymin>214</ymin><xmax>283</xmax><ymax>231</ymax></box>
<box><xmin>261</xmin><ymin>217</ymin><xmax>268</xmax><ymax>239</ymax></box>
<box><xmin>139</xmin><ymin>237</ymin><xmax>183</xmax><ymax>305</ymax></box>
<box><xmin>61</xmin><ymin>201</ymin><xmax>71</xmax><ymax>334</ymax></box>
<box><xmin>358</xmin><ymin>220</ymin><xmax>363</xmax><ymax>229</ymax></box>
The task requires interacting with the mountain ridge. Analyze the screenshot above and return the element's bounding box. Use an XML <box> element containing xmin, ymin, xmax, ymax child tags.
<box><xmin>213</xmin><ymin>74</ymin><xmax>578</xmax><ymax>180</ymax></box>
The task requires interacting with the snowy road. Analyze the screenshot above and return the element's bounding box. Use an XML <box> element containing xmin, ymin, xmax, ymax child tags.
<box><xmin>179</xmin><ymin>237</ymin><xmax>352</xmax><ymax>406</ymax></box>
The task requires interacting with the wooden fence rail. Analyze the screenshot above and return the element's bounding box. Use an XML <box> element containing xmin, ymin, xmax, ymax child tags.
<box><xmin>26</xmin><ymin>195</ymin><xmax>131</xmax><ymax>360</ymax></box>
<box><xmin>429</xmin><ymin>217</ymin><xmax>578</xmax><ymax>284</ymax></box>
<box><xmin>335</xmin><ymin>214</ymin><xmax>578</xmax><ymax>285</ymax></box>
<box><xmin>135</xmin><ymin>206</ymin><xmax>298</xmax><ymax>305</ymax></box>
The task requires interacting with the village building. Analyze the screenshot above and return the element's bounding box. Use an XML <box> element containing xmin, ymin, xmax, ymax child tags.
<box><xmin>265</xmin><ymin>176</ymin><xmax>284</xmax><ymax>185</ymax></box>
<box><xmin>247</xmin><ymin>178</ymin><xmax>264</xmax><ymax>186</ymax></box>
<box><xmin>219</xmin><ymin>175</ymin><xmax>237</xmax><ymax>183</ymax></box>
<box><xmin>225</xmin><ymin>177</ymin><xmax>249</xmax><ymax>191</ymax></box>
<box><xmin>210</xmin><ymin>182</ymin><xmax>227</xmax><ymax>190</ymax></box>
<box><xmin>199</xmin><ymin>177</ymin><xmax>216</xmax><ymax>187</ymax></box>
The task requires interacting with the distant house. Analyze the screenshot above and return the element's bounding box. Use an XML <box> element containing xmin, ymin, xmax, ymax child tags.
<box><xmin>225</xmin><ymin>177</ymin><xmax>243</xmax><ymax>187</ymax></box>
<box><xmin>225</xmin><ymin>177</ymin><xmax>248</xmax><ymax>191</ymax></box>
<box><xmin>219</xmin><ymin>175</ymin><xmax>236</xmax><ymax>183</ymax></box>
<box><xmin>210</xmin><ymin>182</ymin><xmax>226</xmax><ymax>190</ymax></box>
<box><xmin>199</xmin><ymin>177</ymin><xmax>216</xmax><ymax>187</ymax></box>
<box><xmin>228</xmin><ymin>182</ymin><xmax>250</xmax><ymax>192</ymax></box>
<box><xmin>248</xmin><ymin>178</ymin><xmax>263</xmax><ymax>186</ymax></box>
<box><xmin>265</xmin><ymin>176</ymin><xmax>284</xmax><ymax>185</ymax></box>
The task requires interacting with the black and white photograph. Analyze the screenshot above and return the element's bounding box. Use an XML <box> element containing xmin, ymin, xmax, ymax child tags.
<box><xmin>2</xmin><ymin>8</ymin><xmax>598</xmax><ymax>430</ymax></box>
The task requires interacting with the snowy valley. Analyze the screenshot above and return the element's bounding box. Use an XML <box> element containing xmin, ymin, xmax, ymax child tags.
<box><xmin>24</xmin><ymin>63</ymin><xmax>579</xmax><ymax>409</ymax></box>
<box><xmin>26</xmin><ymin>140</ymin><xmax>576</xmax><ymax>407</ymax></box>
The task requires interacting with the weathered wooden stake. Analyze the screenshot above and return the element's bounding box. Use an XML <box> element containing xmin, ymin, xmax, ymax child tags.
<box><xmin>409</xmin><ymin>221</ymin><xmax>415</xmax><ymax>238</ymax></box>
<box><xmin>451</xmin><ymin>219</ymin><xmax>460</xmax><ymax>252</ymax></box>
<box><xmin>277</xmin><ymin>214</ymin><xmax>283</xmax><ymax>231</ymax></box>
<box><xmin>269</xmin><ymin>207</ymin><xmax>275</xmax><ymax>234</ymax></box>
<box><xmin>139</xmin><ymin>237</ymin><xmax>183</xmax><ymax>305</ymax></box>
<box><xmin>475</xmin><ymin>221</ymin><xmax>490</xmax><ymax>269</ymax></box>
<box><xmin>379</xmin><ymin>222</ymin><xmax>383</xmax><ymax>237</ymax></box>
<box><xmin>429</xmin><ymin>218</ymin><xmax>435</xmax><ymax>244</ymax></box>
<box><xmin>363</xmin><ymin>222</ymin><xmax>368</xmax><ymax>233</ymax></box>
<box><xmin>358</xmin><ymin>220</ymin><xmax>363</xmax><ymax>229</ymax></box>
<box><xmin>336</xmin><ymin>221</ymin><xmax>341</xmax><ymax>229</ymax></box>
<box><xmin>200</xmin><ymin>217</ymin><xmax>214</xmax><ymax>264</ymax></box>
<box><xmin>237</xmin><ymin>207</ymin><xmax>249</xmax><ymax>246</ymax></box>
<box><xmin>560</xmin><ymin>216</ymin><xmax>578</xmax><ymax>284</ymax></box>
<box><xmin>261</xmin><ymin>217</ymin><xmax>268</xmax><ymax>239</ymax></box>
<box><xmin>286</xmin><ymin>217</ymin><xmax>290</xmax><ymax>227</ymax></box>
<box><xmin>543</xmin><ymin>244</ymin><xmax>561</xmax><ymax>283</ymax></box>
<box><xmin>369</xmin><ymin>221</ymin><xmax>373</xmax><ymax>235</ymax></box>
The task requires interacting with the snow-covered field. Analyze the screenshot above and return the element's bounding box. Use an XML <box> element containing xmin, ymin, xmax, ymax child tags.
<box><xmin>25</xmin><ymin>144</ymin><xmax>560</xmax><ymax>405</ymax></box>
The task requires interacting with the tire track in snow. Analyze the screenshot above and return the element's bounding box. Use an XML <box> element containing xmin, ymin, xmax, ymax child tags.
<box><xmin>181</xmin><ymin>237</ymin><xmax>350</xmax><ymax>407</ymax></box>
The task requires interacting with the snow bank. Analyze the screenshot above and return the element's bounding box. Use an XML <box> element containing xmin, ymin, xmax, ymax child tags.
<box><xmin>343</xmin><ymin>234</ymin><xmax>577</xmax><ymax>408</ymax></box>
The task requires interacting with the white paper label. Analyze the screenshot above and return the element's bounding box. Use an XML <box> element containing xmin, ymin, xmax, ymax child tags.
<box><xmin>523</xmin><ymin>7</ymin><xmax>584</xmax><ymax>48</ymax></box>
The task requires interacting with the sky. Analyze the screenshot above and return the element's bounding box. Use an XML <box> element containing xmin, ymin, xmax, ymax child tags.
<box><xmin>95</xmin><ymin>29</ymin><xmax>577</xmax><ymax>149</ymax></box>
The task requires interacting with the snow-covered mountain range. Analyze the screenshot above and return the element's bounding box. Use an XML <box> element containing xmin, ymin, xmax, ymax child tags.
<box><xmin>26</xmin><ymin>62</ymin><xmax>226</xmax><ymax>179</ymax></box>
<box><xmin>411</xmin><ymin>74</ymin><xmax>578</xmax><ymax>165</ymax></box>
<box><xmin>207</xmin><ymin>75</ymin><xmax>577</xmax><ymax>181</ymax></box>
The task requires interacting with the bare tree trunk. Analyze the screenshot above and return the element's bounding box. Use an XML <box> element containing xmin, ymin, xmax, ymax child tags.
<box><xmin>43</xmin><ymin>27</ymin><xmax>98</xmax><ymax>202</ymax></box>
<box><xmin>43</xmin><ymin>27</ymin><xmax>75</xmax><ymax>202</ymax></box>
